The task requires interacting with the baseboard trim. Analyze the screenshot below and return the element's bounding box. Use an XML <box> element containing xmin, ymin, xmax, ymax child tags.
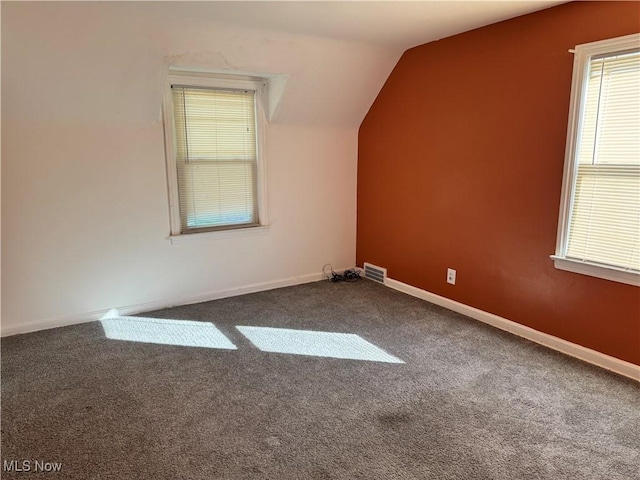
<box><xmin>385</xmin><ymin>278</ymin><xmax>640</xmax><ymax>382</ymax></box>
<box><xmin>1</xmin><ymin>268</ymin><xmax>347</xmax><ymax>338</ymax></box>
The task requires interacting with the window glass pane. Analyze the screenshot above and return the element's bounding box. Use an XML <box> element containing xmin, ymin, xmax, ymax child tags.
<box><xmin>578</xmin><ymin>51</ymin><xmax>640</xmax><ymax>166</ymax></box>
<box><xmin>171</xmin><ymin>86</ymin><xmax>258</xmax><ymax>231</ymax></box>
<box><xmin>567</xmin><ymin>49</ymin><xmax>640</xmax><ymax>272</ymax></box>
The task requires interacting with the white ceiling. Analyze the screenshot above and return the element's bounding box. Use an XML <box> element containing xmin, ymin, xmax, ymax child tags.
<box><xmin>159</xmin><ymin>1</ymin><xmax>567</xmax><ymax>49</ymax></box>
<box><xmin>2</xmin><ymin>0</ymin><xmax>569</xmax><ymax>129</ymax></box>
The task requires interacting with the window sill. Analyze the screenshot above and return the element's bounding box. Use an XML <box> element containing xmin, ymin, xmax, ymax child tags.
<box><xmin>550</xmin><ymin>255</ymin><xmax>639</xmax><ymax>287</ymax></box>
<box><xmin>169</xmin><ymin>225</ymin><xmax>270</xmax><ymax>244</ymax></box>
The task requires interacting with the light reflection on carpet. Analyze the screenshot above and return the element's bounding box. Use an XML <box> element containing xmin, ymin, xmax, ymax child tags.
<box><xmin>236</xmin><ymin>326</ymin><xmax>404</xmax><ymax>363</ymax></box>
<box><xmin>100</xmin><ymin>316</ymin><xmax>237</xmax><ymax>350</ymax></box>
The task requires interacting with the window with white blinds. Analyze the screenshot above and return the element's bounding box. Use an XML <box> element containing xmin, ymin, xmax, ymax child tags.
<box><xmin>554</xmin><ymin>34</ymin><xmax>640</xmax><ymax>286</ymax></box>
<box><xmin>163</xmin><ymin>71</ymin><xmax>267</xmax><ymax>237</ymax></box>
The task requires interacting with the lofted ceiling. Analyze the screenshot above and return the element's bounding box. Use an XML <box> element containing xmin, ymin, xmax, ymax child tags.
<box><xmin>156</xmin><ymin>1</ymin><xmax>568</xmax><ymax>50</ymax></box>
<box><xmin>2</xmin><ymin>0</ymin><xmax>569</xmax><ymax>129</ymax></box>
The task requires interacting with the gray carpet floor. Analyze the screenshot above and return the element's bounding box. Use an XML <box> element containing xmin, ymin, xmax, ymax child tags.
<box><xmin>2</xmin><ymin>279</ymin><xmax>639</xmax><ymax>479</ymax></box>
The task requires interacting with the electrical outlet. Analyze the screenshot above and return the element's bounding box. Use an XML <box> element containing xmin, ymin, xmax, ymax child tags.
<box><xmin>447</xmin><ymin>268</ymin><xmax>456</xmax><ymax>285</ymax></box>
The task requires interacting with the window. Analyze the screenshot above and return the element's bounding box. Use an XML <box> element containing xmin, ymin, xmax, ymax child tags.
<box><xmin>553</xmin><ymin>34</ymin><xmax>640</xmax><ymax>286</ymax></box>
<box><xmin>163</xmin><ymin>70</ymin><xmax>268</xmax><ymax>238</ymax></box>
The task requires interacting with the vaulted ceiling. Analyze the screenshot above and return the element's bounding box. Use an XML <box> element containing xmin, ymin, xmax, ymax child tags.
<box><xmin>149</xmin><ymin>1</ymin><xmax>566</xmax><ymax>50</ymax></box>
<box><xmin>2</xmin><ymin>1</ymin><xmax>566</xmax><ymax>128</ymax></box>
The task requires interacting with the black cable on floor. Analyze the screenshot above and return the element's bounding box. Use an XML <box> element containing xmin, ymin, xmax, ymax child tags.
<box><xmin>322</xmin><ymin>264</ymin><xmax>361</xmax><ymax>283</ymax></box>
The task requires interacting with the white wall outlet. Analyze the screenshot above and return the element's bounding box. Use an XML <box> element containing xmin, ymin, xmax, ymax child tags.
<box><xmin>447</xmin><ymin>268</ymin><xmax>456</xmax><ymax>285</ymax></box>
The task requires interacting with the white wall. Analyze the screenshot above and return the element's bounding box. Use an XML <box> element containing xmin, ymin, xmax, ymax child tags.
<box><xmin>1</xmin><ymin>2</ymin><xmax>400</xmax><ymax>334</ymax></box>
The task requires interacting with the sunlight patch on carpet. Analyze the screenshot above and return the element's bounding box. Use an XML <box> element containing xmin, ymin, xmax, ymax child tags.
<box><xmin>100</xmin><ymin>316</ymin><xmax>237</xmax><ymax>349</ymax></box>
<box><xmin>236</xmin><ymin>326</ymin><xmax>404</xmax><ymax>363</ymax></box>
<box><xmin>100</xmin><ymin>308</ymin><xmax>120</xmax><ymax>320</ymax></box>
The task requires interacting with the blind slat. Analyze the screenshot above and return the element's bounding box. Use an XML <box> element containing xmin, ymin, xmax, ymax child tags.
<box><xmin>172</xmin><ymin>87</ymin><xmax>258</xmax><ymax>231</ymax></box>
<box><xmin>567</xmin><ymin>49</ymin><xmax>640</xmax><ymax>271</ymax></box>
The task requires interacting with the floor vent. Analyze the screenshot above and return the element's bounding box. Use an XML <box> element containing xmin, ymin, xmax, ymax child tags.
<box><xmin>363</xmin><ymin>263</ymin><xmax>387</xmax><ymax>284</ymax></box>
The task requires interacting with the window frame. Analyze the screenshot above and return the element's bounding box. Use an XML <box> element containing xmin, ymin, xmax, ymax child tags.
<box><xmin>552</xmin><ymin>33</ymin><xmax>640</xmax><ymax>287</ymax></box>
<box><xmin>162</xmin><ymin>69</ymin><xmax>269</xmax><ymax>242</ymax></box>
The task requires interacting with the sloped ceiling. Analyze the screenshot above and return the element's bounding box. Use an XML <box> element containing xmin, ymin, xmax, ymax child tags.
<box><xmin>2</xmin><ymin>1</ymin><xmax>564</xmax><ymax>128</ymax></box>
<box><xmin>154</xmin><ymin>1</ymin><xmax>566</xmax><ymax>49</ymax></box>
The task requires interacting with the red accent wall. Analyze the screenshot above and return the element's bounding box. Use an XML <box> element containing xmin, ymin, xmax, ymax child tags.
<box><xmin>356</xmin><ymin>1</ymin><xmax>640</xmax><ymax>365</ymax></box>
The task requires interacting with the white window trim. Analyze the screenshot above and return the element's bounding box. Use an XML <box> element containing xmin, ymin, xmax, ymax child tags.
<box><xmin>168</xmin><ymin>225</ymin><xmax>270</xmax><ymax>245</ymax></box>
<box><xmin>162</xmin><ymin>69</ymin><xmax>269</xmax><ymax>241</ymax></box>
<box><xmin>552</xmin><ymin>33</ymin><xmax>640</xmax><ymax>287</ymax></box>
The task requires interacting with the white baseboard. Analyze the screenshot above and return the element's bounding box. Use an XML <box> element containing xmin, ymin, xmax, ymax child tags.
<box><xmin>385</xmin><ymin>278</ymin><xmax>640</xmax><ymax>382</ymax></box>
<box><xmin>0</xmin><ymin>268</ymin><xmax>348</xmax><ymax>338</ymax></box>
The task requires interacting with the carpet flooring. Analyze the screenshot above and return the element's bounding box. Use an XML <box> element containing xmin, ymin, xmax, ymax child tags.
<box><xmin>2</xmin><ymin>279</ymin><xmax>639</xmax><ymax>479</ymax></box>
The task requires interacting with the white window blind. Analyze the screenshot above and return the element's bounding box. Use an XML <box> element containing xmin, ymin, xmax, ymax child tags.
<box><xmin>171</xmin><ymin>86</ymin><xmax>259</xmax><ymax>232</ymax></box>
<box><xmin>566</xmin><ymin>50</ymin><xmax>640</xmax><ymax>272</ymax></box>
